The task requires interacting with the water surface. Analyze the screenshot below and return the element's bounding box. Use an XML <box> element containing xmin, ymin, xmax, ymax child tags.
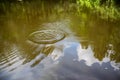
<box><xmin>0</xmin><ymin>1</ymin><xmax>120</xmax><ymax>80</ymax></box>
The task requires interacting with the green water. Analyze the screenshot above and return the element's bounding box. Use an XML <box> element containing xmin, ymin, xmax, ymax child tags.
<box><xmin>0</xmin><ymin>1</ymin><xmax>120</xmax><ymax>80</ymax></box>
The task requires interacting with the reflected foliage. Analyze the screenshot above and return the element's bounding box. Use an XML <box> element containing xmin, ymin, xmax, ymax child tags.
<box><xmin>0</xmin><ymin>0</ymin><xmax>120</xmax><ymax>79</ymax></box>
<box><xmin>76</xmin><ymin>0</ymin><xmax>120</xmax><ymax>20</ymax></box>
<box><xmin>0</xmin><ymin>0</ymin><xmax>120</xmax><ymax>65</ymax></box>
<box><xmin>70</xmin><ymin>12</ymin><xmax>120</xmax><ymax>61</ymax></box>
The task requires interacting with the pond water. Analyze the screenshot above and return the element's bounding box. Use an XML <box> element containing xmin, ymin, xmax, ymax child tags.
<box><xmin>0</xmin><ymin>1</ymin><xmax>120</xmax><ymax>80</ymax></box>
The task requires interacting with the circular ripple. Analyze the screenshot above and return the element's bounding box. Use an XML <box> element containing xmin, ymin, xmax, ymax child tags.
<box><xmin>28</xmin><ymin>30</ymin><xmax>65</xmax><ymax>44</ymax></box>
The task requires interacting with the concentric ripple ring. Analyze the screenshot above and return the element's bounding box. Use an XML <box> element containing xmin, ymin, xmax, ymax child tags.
<box><xmin>28</xmin><ymin>30</ymin><xmax>65</xmax><ymax>44</ymax></box>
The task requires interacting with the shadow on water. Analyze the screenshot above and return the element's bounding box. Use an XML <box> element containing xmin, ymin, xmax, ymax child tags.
<box><xmin>0</xmin><ymin>1</ymin><xmax>120</xmax><ymax>80</ymax></box>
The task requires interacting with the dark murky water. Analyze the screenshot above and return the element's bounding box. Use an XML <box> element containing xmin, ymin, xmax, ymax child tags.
<box><xmin>0</xmin><ymin>2</ymin><xmax>120</xmax><ymax>80</ymax></box>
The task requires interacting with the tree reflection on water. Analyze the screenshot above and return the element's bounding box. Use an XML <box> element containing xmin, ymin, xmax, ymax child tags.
<box><xmin>0</xmin><ymin>0</ymin><xmax>120</xmax><ymax>80</ymax></box>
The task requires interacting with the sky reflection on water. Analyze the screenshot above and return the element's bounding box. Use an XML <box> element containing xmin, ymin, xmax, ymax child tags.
<box><xmin>1</xmin><ymin>34</ymin><xmax>120</xmax><ymax>80</ymax></box>
<box><xmin>0</xmin><ymin>4</ymin><xmax>120</xmax><ymax>79</ymax></box>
